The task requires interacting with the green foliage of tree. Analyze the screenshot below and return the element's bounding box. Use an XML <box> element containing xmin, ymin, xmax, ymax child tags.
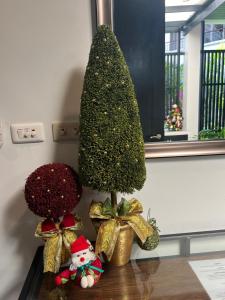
<box><xmin>199</xmin><ymin>128</ymin><xmax>225</xmax><ymax>140</ymax></box>
<box><xmin>79</xmin><ymin>25</ymin><xmax>146</xmax><ymax>195</ymax></box>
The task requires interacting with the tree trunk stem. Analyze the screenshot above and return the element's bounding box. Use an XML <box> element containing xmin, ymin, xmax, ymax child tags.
<box><xmin>111</xmin><ymin>191</ymin><xmax>117</xmax><ymax>210</ymax></box>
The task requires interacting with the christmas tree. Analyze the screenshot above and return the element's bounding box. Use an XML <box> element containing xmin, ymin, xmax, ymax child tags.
<box><xmin>165</xmin><ymin>104</ymin><xmax>183</xmax><ymax>131</ymax></box>
<box><xmin>79</xmin><ymin>25</ymin><xmax>146</xmax><ymax>205</ymax></box>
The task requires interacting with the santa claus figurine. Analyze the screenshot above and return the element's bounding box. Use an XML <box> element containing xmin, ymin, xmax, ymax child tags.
<box><xmin>55</xmin><ymin>235</ymin><xmax>103</xmax><ymax>288</ymax></box>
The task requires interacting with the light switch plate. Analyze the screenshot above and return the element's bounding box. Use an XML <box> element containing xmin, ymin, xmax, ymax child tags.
<box><xmin>10</xmin><ymin>122</ymin><xmax>45</xmax><ymax>143</ymax></box>
<box><xmin>52</xmin><ymin>121</ymin><xmax>79</xmax><ymax>141</ymax></box>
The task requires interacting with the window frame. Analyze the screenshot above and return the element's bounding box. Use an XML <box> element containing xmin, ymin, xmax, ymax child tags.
<box><xmin>95</xmin><ymin>0</ymin><xmax>225</xmax><ymax>158</ymax></box>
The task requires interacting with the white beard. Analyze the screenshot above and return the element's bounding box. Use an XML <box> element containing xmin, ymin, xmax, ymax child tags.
<box><xmin>70</xmin><ymin>248</ymin><xmax>96</xmax><ymax>270</ymax></box>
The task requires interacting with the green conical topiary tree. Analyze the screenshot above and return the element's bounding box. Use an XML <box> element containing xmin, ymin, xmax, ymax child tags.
<box><xmin>79</xmin><ymin>25</ymin><xmax>146</xmax><ymax>206</ymax></box>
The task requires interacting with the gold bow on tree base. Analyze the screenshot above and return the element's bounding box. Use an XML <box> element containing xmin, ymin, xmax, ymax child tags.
<box><xmin>35</xmin><ymin>215</ymin><xmax>82</xmax><ymax>273</ymax></box>
<box><xmin>89</xmin><ymin>198</ymin><xmax>153</xmax><ymax>261</ymax></box>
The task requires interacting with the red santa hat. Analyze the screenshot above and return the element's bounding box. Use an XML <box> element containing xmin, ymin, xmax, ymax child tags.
<box><xmin>71</xmin><ymin>235</ymin><xmax>90</xmax><ymax>254</ymax></box>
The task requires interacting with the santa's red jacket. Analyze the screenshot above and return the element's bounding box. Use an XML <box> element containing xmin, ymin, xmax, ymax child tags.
<box><xmin>55</xmin><ymin>257</ymin><xmax>103</xmax><ymax>286</ymax></box>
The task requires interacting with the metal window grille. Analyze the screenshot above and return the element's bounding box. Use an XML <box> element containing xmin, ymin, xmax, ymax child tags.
<box><xmin>165</xmin><ymin>52</ymin><xmax>184</xmax><ymax>116</ymax></box>
<box><xmin>200</xmin><ymin>50</ymin><xmax>225</xmax><ymax>131</ymax></box>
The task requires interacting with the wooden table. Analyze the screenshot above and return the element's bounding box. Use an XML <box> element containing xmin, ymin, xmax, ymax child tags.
<box><xmin>20</xmin><ymin>247</ymin><xmax>225</xmax><ymax>300</ymax></box>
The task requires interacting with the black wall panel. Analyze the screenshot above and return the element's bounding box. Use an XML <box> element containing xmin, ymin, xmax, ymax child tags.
<box><xmin>114</xmin><ymin>0</ymin><xmax>165</xmax><ymax>142</ymax></box>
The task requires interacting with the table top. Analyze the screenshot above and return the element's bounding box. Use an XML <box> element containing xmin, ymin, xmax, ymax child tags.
<box><xmin>20</xmin><ymin>247</ymin><xmax>225</xmax><ymax>300</ymax></box>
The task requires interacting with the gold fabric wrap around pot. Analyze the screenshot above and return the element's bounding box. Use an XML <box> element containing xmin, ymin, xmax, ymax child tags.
<box><xmin>89</xmin><ymin>198</ymin><xmax>153</xmax><ymax>265</ymax></box>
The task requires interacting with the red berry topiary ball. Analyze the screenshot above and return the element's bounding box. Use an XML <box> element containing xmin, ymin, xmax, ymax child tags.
<box><xmin>25</xmin><ymin>163</ymin><xmax>82</xmax><ymax>220</ymax></box>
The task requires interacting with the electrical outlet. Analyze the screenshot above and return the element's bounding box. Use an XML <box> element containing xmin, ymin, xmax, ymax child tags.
<box><xmin>10</xmin><ymin>123</ymin><xmax>45</xmax><ymax>143</ymax></box>
<box><xmin>52</xmin><ymin>122</ymin><xmax>79</xmax><ymax>142</ymax></box>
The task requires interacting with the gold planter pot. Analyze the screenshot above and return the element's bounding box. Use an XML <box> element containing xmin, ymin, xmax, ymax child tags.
<box><xmin>109</xmin><ymin>223</ymin><xmax>134</xmax><ymax>266</ymax></box>
<box><xmin>93</xmin><ymin>220</ymin><xmax>134</xmax><ymax>267</ymax></box>
<box><xmin>90</xmin><ymin>198</ymin><xmax>153</xmax><ymax>268</ymax></box>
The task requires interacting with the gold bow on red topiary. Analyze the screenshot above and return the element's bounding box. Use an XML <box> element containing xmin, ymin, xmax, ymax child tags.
<box><xmin>35</xmin><ymin>214</ymin><xmax>82</xmax><ymax>273</ymax></box>
<box><xmin>89</xmin><ymin>198</ymin><xmax>153</xmax><ymax>261</ymax></box>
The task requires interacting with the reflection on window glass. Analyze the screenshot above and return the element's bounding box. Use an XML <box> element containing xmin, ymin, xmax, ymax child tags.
<box><xmin>165</xmin><ymin>0</ymin><xmax>207</xmax><ymax>7</ymax></box>
<box><xmin>199</xmin><ymin>23</ymin><xmax>225</xmax><ymax>140</ymax></box>
<box><xmin>204</xmin><ymin>24</ymin><xmax>225</xmax><ymax>45</ymax></box>
<box><xmin>165</xmin><ymin>32</ymin><xmax>185</xmax><ymax>137</ymax></box>
<box><xmin>166</xmin><ymin>12</ymin><xmax>195</xmax><ymax>22</ymax></box>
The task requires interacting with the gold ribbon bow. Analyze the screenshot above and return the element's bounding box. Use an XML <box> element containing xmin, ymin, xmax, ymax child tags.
<box><xmin>35</xmin><ymin>216</ymin><xmax>82</xmax><ymax>273</ymax></box>
<box><xmin>89</xmin><ymin>198</ymin><xmax>153</xmax><ymax>261</ymax></box>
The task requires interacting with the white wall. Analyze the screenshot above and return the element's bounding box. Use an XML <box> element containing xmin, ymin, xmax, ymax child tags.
<box><xmin>0</xmin><ymin>1</ymin><xmax>93</xmax><ymax>299</ymax></box>
<box><xmin>136</xmin><ymin>156</ymin><xmax>225</xmax><ymax>234</ymax></box>
<box><xmin>1</xmin><ymin>1</ymin><xmax>225</xmax><ymax>299</ymax></box>
<box><xmin>205</xmin><ymin>39</ymin><xmax>225</xmax><ymax>50</ymax></box>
